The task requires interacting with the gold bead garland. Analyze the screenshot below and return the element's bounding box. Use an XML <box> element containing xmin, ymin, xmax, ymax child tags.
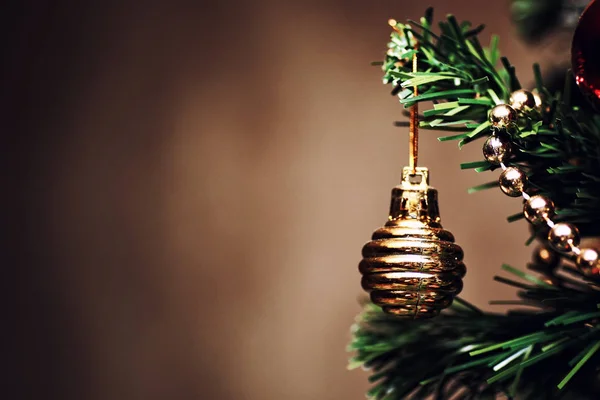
<box><xmin>486</xmin><ymin>93</ymin><xmax>600</xmax><ymax>277</ymax></box>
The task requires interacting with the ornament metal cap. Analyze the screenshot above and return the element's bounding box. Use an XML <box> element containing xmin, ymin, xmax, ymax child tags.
<box><xmin>359</xmin><ymin>167</ymin><xmax>466</xmax><ymax>319</ymax></box>
<box><xmin>389</xmin><ymin>167</ymin><xmax>440</xmax><ymax>223</ymax></box>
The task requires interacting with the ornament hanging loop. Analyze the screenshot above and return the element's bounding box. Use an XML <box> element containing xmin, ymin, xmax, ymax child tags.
<box><xmin>409</xmin><ymin>51</ymin><xmax>419</xmax><ymax>174</ymax></box>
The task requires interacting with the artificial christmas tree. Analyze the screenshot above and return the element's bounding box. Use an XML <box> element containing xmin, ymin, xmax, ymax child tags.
<box><xmin>350</xmin><ymin>3</ymin><xmax>600</xmax><ymax>399</ymax></box>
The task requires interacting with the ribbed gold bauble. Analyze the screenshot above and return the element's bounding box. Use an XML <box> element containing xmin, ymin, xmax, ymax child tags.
<box><xmin>359</xmin><ymin>167</ymin><xmax>466</xmax><ymax>319</ymax></box>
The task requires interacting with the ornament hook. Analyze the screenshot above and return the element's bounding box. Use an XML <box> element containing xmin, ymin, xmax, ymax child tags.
<box><xmin>388</xmin><ymin>19</ymin><xmax>419</xmax><ymax>175</ymax></box>
<box><xmin>409</xmin><ymin>51</ymin><xmax>419</xmax><ymax>174</ymax></box>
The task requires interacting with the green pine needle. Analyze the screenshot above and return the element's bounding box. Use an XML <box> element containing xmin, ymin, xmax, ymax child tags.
<box><xmin>468</xmin><ymin>180</ymin><xmax>498</xmax><ymax>193</ymax></box>
<box><xmin>558</xmin><ymin>341</ymin><xmax>600</xmax><ymax>389</ymax></box>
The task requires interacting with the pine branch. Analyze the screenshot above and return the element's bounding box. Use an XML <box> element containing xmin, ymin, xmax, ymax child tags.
<box><xmin>348</xmin><ymin>266</ymin><xmax>600</xmax><ymax>399</ymax></box>
<box><xmin>350</xmin><ymin>9</ymin><xmax>600</xmax><ymax>399</ymax></box>
<box><xmin>384</xmin><ymin>8</ymin><xmax>600</xmax><ymax>236</ymax></box>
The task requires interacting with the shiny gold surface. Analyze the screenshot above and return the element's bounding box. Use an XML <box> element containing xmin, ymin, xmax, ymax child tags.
<box><xmin>523</xmin><ymin>195</ymin><xmax>555</xmax><ymax>225</ymax></box>
<box><xmin>509</xmin><ymin>89</ymin><xmax>536</xmax><ymax>111</ymax></box>
<box><xmin>489</xmin><ymin>104</ymin><xmax>517</xmax><ymax>128</ymax></box>
<box><xmin>499</xmin><ymin>167</ymin><xmax>528</xmax><ymax>197</ymax></box>
<box><xmin>482</xmin><ymin>134</ymin><xmax>511</xmax><ymax>165</ymax></box>
<box><xmin>359</xmin><ymin>167</ymin><xmax>465</xmax><ymax>318</ymax></box>
<box><xmin>548</xmin><ymin>222</ymin><xmax>581</xmax><ymax>252</ymax></box>
<box><xmin>577</xmin><ymin>248</ymin><xmax>600</xmax><ymax>276</ymax></box>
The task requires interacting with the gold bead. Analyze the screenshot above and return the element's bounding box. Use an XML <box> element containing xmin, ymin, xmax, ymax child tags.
<box><xmin>531</xmin><ymin>245</ymin><xmax>560</xmax><ymax>270</ymax></box>
<box><xmin>510</xmin><ymin>89</ymin><xmax>536</xmax><ymax>111</ymax></box>
<box><xmin>499</xmin><ymin>167</ymin><xmax>528</xmax><ymax>197</ymax></box>
<box><xmin>548</xmin><ymin>222</ymin><xmax>580</xmax><ymax>252</ymax></box>
<box><xmin>576</xmin><ymin>248</ymin><xmax>600</xmax><ymax>276</ymax></box>
<box><xmin>359</xmin><ymin>167</ymin><xmax>465</xmax><ymax>319</ymax></box>
<box><xmin>482</xmin><ymin>134</ymin><xmax>511</xmax><ymax>164</ymax></box>
<box><xmin>489</xmin><ymin>104</ymin><xmax>517</xmax><ymax>128</ymax></box>
<box><xmin>523</xmin><ymin>195</ymin><xmax>555</xmax><ymax>224</ymax></box>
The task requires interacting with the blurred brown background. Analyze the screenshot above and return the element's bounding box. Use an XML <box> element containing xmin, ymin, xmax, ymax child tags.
<box><xmin>4</xmin><ymin>1</ymin><xmax>558</xmax><ymax>399</ymax></box>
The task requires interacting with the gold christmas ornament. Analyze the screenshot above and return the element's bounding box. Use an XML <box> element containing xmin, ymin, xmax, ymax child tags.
<box><xmin>359</xmin><ymin>167</ymin><xmax>465</xmax><ymax>318</ymax></box>
<box><xmin>489</xmin><ymin>104</ymin><xmax>517</xmax><ymax>128</ymax></box>
<box><xmin>523</xmin><ymin>195</ymin><xmax>555</xmax><ymax>225</ymax></box>
<box><xmin>509</xmin><ymin>89</ymin><xmax>536</xmax><ymax>111</ymax></box>
<box><xmin>548</xmin><ymin>222</ymin><xmax>580</xmax><ymax>252</ymax></box>
<box><xmin>576</xmin><ymin>248</ymin><xmax>600</xmax><ymax>276</ymax></box>
<box><xmin>359</xmin><ymin>52</ymin><xmax>465</xmax><ymax>319</ymax></box>
<box><xmin>499</xmin><ymin>167</ymin><xmax>528</xmax><ymax>197</ymax></box>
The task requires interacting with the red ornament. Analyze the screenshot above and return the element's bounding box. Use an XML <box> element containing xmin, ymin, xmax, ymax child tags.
<box><xmin>572</xmin><ymin>0</ymin><xmax>600</xmax><ymax>109</ymax></box>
